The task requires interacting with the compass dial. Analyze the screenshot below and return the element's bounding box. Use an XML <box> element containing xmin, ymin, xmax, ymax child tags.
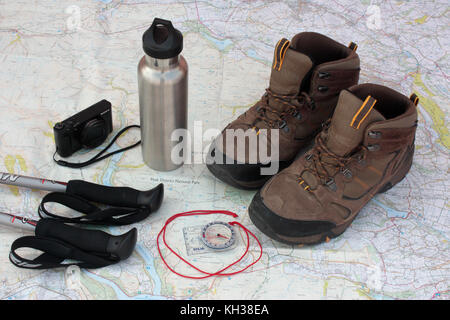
<box><xmin>200</xmin><ymin>221</ymin><xmax>236</xmax><ymax>250</ymax></box>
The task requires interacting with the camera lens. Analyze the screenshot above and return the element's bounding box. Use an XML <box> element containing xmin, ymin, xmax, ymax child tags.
<box><xmin>80</xmin><ymin>118</ymin><xmax>108</xmax><ymax>148</ymax></box>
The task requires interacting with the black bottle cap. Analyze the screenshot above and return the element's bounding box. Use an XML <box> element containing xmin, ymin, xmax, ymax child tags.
<box><xmin>142</xmin><ymin>18</ymin><xmax>183</xmax><ymax>59</ymax></box>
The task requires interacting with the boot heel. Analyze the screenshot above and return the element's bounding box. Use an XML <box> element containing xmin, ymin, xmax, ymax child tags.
<box><xmin>378</xmin><ymin>146</ymin><xmax>414</xmax><ymax>194</ymax></box>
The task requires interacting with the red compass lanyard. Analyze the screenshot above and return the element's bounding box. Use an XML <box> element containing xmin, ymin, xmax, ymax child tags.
<box><xmin>157</xmin><ymin>210</ymin><xmax>263</xmax><ymax>279</ymax></box>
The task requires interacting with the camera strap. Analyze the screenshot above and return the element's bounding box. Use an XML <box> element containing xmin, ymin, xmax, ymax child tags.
<box><xmin>53</xmin><ymin>125</ymin><xmax>141</xmax><ymax>169</ymax></box>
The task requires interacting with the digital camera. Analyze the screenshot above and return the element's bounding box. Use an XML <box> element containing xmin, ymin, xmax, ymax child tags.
<box><xmin>54</xmin><ymin>100</ymin><xmax>113</xmax><ymax>157</ymax></box>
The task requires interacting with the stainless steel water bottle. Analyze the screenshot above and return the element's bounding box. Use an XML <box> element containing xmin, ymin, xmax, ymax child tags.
<box><xmin>138</xmin><ymin>18</ymin><xmax>188</xmax><ymax>171</ymax></box>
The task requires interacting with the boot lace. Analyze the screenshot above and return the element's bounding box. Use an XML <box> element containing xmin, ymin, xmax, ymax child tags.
<box><xmin>252</xmin><ymin>89</ymin><xmax>314</xmax><ymax>129</ymax></box>
<box><xmin>298</xmin><ymin>124</ymin><xmax>368</xmax><ymax>191</ymax></box>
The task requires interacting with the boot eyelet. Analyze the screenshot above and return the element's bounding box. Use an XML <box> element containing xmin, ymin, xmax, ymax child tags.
<box><xmin>278</xmin><ymin>120</ymin><xmax>287</xmax><ymax>129</ymax></box>
<box><xmin>283</xmin><ymin>125</ymin><xmax>290</xmax><ymax>133</ymax></box>
<box><xmin>305</xmin><ymin>154</ymin><xmax>313</xmax><ymax>161</ymax></box>
<box><xmin>321</xmin><ymin>120</ymin><xmax>330</xmax><ymax>129</ymax></box>
<box><xmin>357</xmin><ymin>155</ymin><xmax>366</xmax><ymax>166</ymax></box>
<box><xmin>367</xmin><ymin>144</ymin><xmax>380</xmax><ymax>152</ymax></box>
<box><xmin>318</xmin><ymin>72</ymin><xmax>330</xmax><ymax>79</ymax></box>
<box><xmin>368</xmin><ymin>131</ymin><xmax>381</xmax><ymax>138</ymax></box>
<box><xmin>294</xmin><ymin>111</ymin><xmax>302</xmax><ymax>120</ymax></box>
<box><xmin>325</xmin><ymin>178</ymin><xmax>337</xmax><ymax>191</ymax></box>
<box><xmin>341</xmin><ymin>168</ymin><xmax>352</xmax><ymax>179</ymax></box>
<box><xmin>341</xmin><ymin>168</ymin><xmax>351</xmax><ymax>177</ymax></box>
<box><xmin>318</xmin><ymin>85</ymin><xmax>328</xmax><ymax>93</ymax></box>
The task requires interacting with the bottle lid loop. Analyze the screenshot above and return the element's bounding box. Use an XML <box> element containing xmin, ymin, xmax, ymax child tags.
<box><xmin>142</xmin><ymin>17</ymin><xmax>183</xmax><ymax>59</ymax></box>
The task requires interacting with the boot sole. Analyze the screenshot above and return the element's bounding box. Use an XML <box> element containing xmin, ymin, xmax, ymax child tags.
<box><xmin>249</xmin><ymin>192</ymin><xmax>339</xmax><ymax>245</ymax></box>
<box><xmin>249</xmin><ymin>146</ymin><xmax>415</xmax><ymax>245</ymax></box>
<box><xmin>207</xmin><ymin>160</ymin><xmax>270</xmax><ymax>190</ymax></box>
<box><xmin>206</xmin><ymin>146</ymin><xmax>292</xmax><ymax>190</ymax></box>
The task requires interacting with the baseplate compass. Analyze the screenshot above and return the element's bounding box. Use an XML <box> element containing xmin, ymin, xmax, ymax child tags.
<box><xmin>183</xmin><ymin>221</ymin><xmax>237</xmax><ymax>256</ymax></box>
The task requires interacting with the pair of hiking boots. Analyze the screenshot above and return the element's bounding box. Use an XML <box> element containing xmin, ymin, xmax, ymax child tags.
<box><xmin>207</xmin><ymin>32</ymin><xmax>419</xmax><ymax>245</ymax></box>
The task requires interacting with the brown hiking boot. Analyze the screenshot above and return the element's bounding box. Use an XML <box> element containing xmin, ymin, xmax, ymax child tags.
<box><xmin>206</xmin><ymin>32</ymin><xmax>360</xmax><ymax>189</ymax></box>
<box><xmin>249</xmin><ymin>84</ymin><xmax>419</xmax><ymax>244</ymax></box>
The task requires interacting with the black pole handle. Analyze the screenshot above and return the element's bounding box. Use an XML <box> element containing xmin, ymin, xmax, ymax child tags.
<box><xmin>66</xmin><ymin>180</ymin><xmax>164</xmax><ymax>211</ymax></box>
<box><xmin>35</xmin><ymin>218</ymin><xmax>137</xmax><ymax>261</ymax></box>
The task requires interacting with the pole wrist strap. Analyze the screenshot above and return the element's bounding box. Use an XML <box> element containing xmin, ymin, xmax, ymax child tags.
<box><xmin>38</xmin><ymin>192</ymin><xmax>151</xmax><ymax>225</ymax></box>
<box><xmin>9</xmin><ymin>236</ymin><xmax>118</xmax><ymax>269</ymax></box>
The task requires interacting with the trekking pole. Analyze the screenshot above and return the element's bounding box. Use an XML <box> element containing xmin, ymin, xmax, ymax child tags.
<box><xmin>0</xmin><ymin>211</ymin><xmax>137</xmax><ymax>269</ymax></box>
<box><xmin>0</xmin><ymin>171</ymin><xmax>164</xmax><ymax>211</ymax></box>
<box><xmin>0</xmin><ymin>172</ymin><xmax>164</xmax><ymax>225</ymax></box>
<box><xmin>0</xmin><ymin>211</ymin><xmax>37</xmax><ymax>231</ymax></box>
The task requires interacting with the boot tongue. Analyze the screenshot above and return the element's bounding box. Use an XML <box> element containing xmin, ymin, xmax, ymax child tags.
<box><xmin>254</xmin><ymin>38</ymin><xmax>313</xmax><ymax>128</ymax></box>
<box><xmin>300</xmin><ymin>90</ymin><xmax>385</xmax><ymax>189</ymax></box>
<box><xmin>326</xmin><ymin>90</ymin><xmax>385</xmax><ymax>156</ymax></box>
<box><xmin>269</xmin><ymin>38</ymin><xmax>313</xmax><ymax>96</ymax></box>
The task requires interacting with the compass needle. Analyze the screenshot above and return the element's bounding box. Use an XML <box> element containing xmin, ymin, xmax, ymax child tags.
<box><xmin>201</xmin><ymin>221</ymin><xmax>236</xmax><ymax>250</ymax></box>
